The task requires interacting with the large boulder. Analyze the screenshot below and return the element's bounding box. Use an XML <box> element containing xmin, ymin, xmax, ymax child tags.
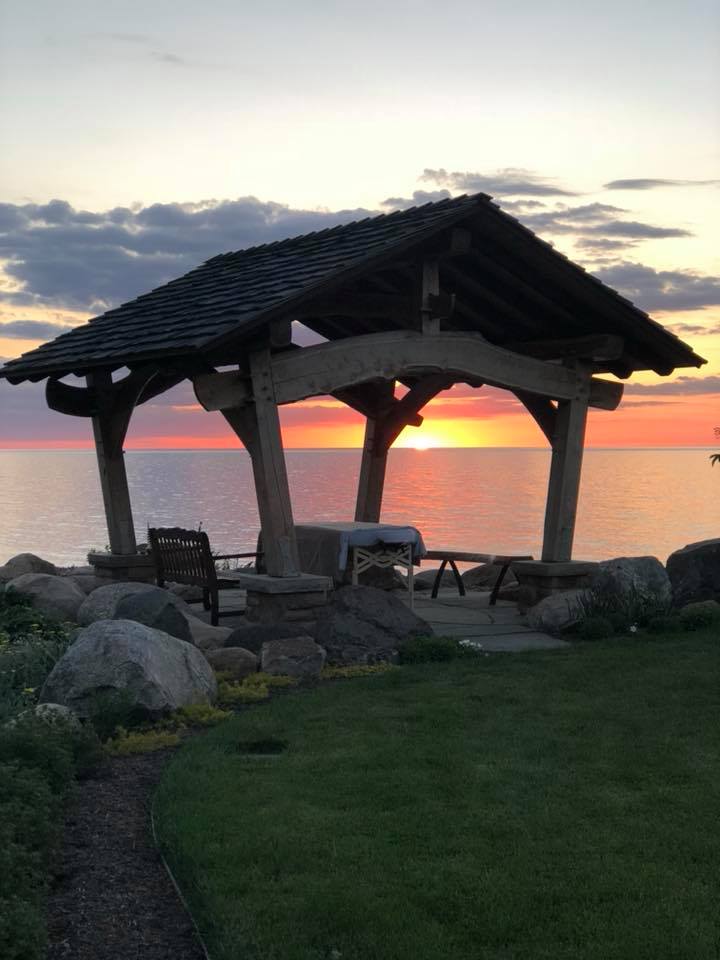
<box><xmin>462</xmin><ymin>563</ymin><xmax>518</xmax><ymax>592</ymax></box>
<box><xmin>6</xmin><ymin>573</ymin><xmax>86</xmax><ymax>622</ymax></box>
<box><xmin>314</xmin><ymin>585</ymin><xmax>434</xmax><ymax>665</ymax></box>
<box><xmin>590</xmin><ymin>556</ymin><xmax>671</xmax><ymax>605</ymax></box>
<box><xmin>77</xmin><ymin>581</ymin><xmax>160</xmax><ymax>625</ymax></box>
<box><xmin>40</xmin><ymin>619</ymin><xmax>217</xmax><ymax>717</ymax></box>
<box><xmin>59</xmin><ymin>566</ymin><xmax>107</xmax><ymax>595</ymax></box>
<box><xmin>526</xmin><ymin>590</ymin><xmax>589</xmax><ymax>636</ymax></box>
<box><xmin>667</xmin><ymin>539</ymin><xmax>720</xmax><ymax>607</ymax></box>
<box><xmin>225</xmin><ymin>622</ymin><xmax>312</xmax><ymax>655</ymax></box>
<box><xmin>261</xmin><ymin>636</ymin><xmax>326</xmax><ymax>678</ymax></box>
<box><xmin>116</xmin><ymin>589</ymin><xmax>193</xmax><ymax>644</ymax></box>
<box><xmin>205</xmin><ymin>646</ymin><xmax>258</xmax><ymax>680</ymax></box>
<box><xmin>2</xmin><ymin>553</ymin><xmax>57</xmax><ymax>579</ymax></box>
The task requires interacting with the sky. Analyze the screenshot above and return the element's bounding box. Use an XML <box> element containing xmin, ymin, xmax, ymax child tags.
<box><xmin>0</xmin><ymin>0</ymin><xmax>718</xmax><ymax>449</ymax></box>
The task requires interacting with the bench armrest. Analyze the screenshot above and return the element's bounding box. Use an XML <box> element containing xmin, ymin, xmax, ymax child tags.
<box><xmin>214</xmin><ymin>552</ymin><xmax>263</xmax><ymax>560</ymax></box>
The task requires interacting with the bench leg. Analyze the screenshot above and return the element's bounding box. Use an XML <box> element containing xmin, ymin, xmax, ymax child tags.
<box><xmin>489</xmin><ymin>564</ymin><xmax>510</xmax><ymax>606</ymax></box>
<box><xmin>210</xmin><ymin>588</ymin><xmax>220</xmax><ymax>626</ymax></box>
<box><xmin>431</xmin><ymin>559</ymin><xmax>466</xmax><ymax>599</ymax></box>
<box><xmin>449</xmin><ymin>559</ymin><xmax>465</xmax><ymax>597</ymax></box>
<box><xmin>430</xmin><ymin>559</ymin><xmax>448</xmax><ymax>599</ymax></box>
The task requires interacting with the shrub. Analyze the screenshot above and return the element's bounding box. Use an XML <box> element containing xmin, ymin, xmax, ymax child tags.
<box><xmin>84</xmin><ymin>688</ymin><xmax>149</xmax><ymax>741</ymax></box>
<box><xmin>219</xmin><ymin>680</ymin><xmax>270</xmax><ymax>704</ymax></box>
<box><xmin>679</xmin><ymin>601</ymin><xmax>720</xmax><ymax>632</ymax></box>
<box><xmin>576</xmin><ymin>583</ymin><xmax>672</xmax><ymax>635</ymax></box>
<box><xmin>577</xmin><ymin>616</ymin><xmax>615</xmax><ymax>641</ymax></box>
<box><xmin>399</xmin><ymin>635</ymin><xmax>477</xmax><ymax>664</ymax></box>
<box><xmin>176</xmin><ymin>703</ymin><xmax>232</xmax><ymax>727</ymax></box>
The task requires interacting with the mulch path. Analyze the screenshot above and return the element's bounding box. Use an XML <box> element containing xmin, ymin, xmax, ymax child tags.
<box><xmin>46</xmin><ymin>749</ymin><xmax>207</xmax><ymax>960</ymax></box>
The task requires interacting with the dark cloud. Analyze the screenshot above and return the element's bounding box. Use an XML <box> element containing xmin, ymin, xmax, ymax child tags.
<box><xmin>624</xmin><ymin>375</ymin><xmax>720</xmax><ymax>396</ymax></box>
<box><xmin>604</xmin><ymin>178</ymin><xmax>720</xmax><ymax>191</ymax></box>
<box><xmin>0</xmin><ymin>197</ymin><xmax>375</xmax><ymax>312</ymax></box>
<box><xmin>518</xmin><ymin>203</ymin><xmax>692</xmax><ymax>244</ymax></box>
<box><xmin>592</xmin><ymin>263</ymin><xmax>720</xmax><ymax>312</ymax></box>
<box><xmin>575</xmin><ymin>237</ymin><xmax>632</xmax><ymax>252</ymax></box>
<box><xmin>380</xmin><ymin>190</ymin><xmax>451</xmax><ymax>210</ymax></box>
<box><xmin>0</xmin><ymin>319</ymin><xmax>78</xmax><ymax>340</ymax></box>
<box><xmin>422</xmin><ymin>168</ymin><xmax>577</xmax><ymax>197</ymax></box>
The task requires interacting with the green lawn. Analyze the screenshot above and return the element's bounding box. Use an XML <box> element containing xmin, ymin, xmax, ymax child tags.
<box><xmin>154</xmin><ymin>635</ymin><xmax>720</xmax><ymax>960</ymax></box>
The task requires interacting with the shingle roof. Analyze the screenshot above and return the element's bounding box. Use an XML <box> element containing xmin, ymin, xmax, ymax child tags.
<box><xmin>0</xmin><ymin>192</ymin><xmax>704</xmax><ymax>383</ymax></box>
<box><xmin>0</xmin><ymin>195</ymin><xmax>480</xmax><ymax>383</ymax></box>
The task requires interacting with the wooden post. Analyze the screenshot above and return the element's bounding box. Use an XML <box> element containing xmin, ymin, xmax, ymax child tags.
<box><xmin>355</xmin><ymin>417</ymin><xmax>391</xmax><ymax>523</ymax></box>
<box><xmin>87</xmin><ymin>372</ymin><xmax>137</xmax><ymax>555</ymax></box>
<box><xmin>223</xmin><ymin>350</ymin><xmax>300</xmax><ymax>577</ymax></box>
<box><xmin>354</xmin><ymin>381</ymin><xmax>395</xmax><ymax>523</ymax></box>
<box><xmin>541</xmin><ymin>376</ymin><xmax>590</xmax><ymax>562</ymax></box>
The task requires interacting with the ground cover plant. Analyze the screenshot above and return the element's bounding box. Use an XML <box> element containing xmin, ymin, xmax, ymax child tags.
<box><xmin>155</xmin><ymin>632</ymin><xmax>720</xmax><ymax>960</ymax></box>
<box><xmin>0</xmin><ymin>590</ymin><xmax>103</xmax><ymax>959</ymax></box>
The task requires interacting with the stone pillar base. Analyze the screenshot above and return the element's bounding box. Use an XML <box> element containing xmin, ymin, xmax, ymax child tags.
<box><xmin>512</xmin><ymin>560</ymin><xmax>598</xmax><ymax>610</ymax></box>
<box><xmin>229</xmin><ymin>572</ymin><xmax>334</xmax><ymax>626</ymax></box>
<box><xmin>87</xmin><ymin>551</ymin><xmax>156</xmax><ymax>583</ymax></box>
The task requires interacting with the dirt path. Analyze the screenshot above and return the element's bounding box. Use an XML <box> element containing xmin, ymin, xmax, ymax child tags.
<box><xmin>46</xmin><ymin>750</ymin><xmax>206</xmax><ymax>960</ymax></box>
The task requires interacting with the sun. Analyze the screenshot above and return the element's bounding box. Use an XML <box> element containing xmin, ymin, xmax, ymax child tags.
<box><xmin>396</xmin><ymin>432</ymin><xmax>444</xmax><ymax>450</ymax></box>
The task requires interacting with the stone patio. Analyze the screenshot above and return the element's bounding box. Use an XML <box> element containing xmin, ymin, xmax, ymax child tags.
<box><xmin>192</xmin><ymin>587</ymin><xmax>567</xmax><ymax>653</ymax></box>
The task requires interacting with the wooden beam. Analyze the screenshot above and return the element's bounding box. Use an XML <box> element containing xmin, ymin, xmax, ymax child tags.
<box><xmin>223</xmin><ymin>349</ymin><xmax>300</xmax><ymax>577</ymax></box>
<box><xmin>194</xmin><ymin>333</ymin><xmax>623</xmax><ymax>413</ymax></box>
<box><xmin>541</xmin><ymin>384</ymin><xmax>590</xmax><ymax>562</ymax></box>
<box><xmin>87</xmin><ymin>371</ymin><xmax>137</xmax><ymax>555</ymax></box>
<box><xmin>296</xmin><ymin>292</ymin><xmax>413</xmax><ymax>321</ymax></box>
<box><xmin>268</xmin><ymin>332</ymin><xmax>620</xmax><ymax>410</ymax></box>
<box><xmin>504</xmin><ymin>334</ymin><xmax>625</xmax><ymax>363</ymax></box>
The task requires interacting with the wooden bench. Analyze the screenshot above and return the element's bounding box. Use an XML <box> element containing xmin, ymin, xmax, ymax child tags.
<box><xmin>423</xmin><ymin>550</ymin><xmax>533</xmax><ymax>605</ymax></box>
<box><xmin>148</xmin><ymin>527</ymin><xmax>262</xmax><ymax>625</ymax></box>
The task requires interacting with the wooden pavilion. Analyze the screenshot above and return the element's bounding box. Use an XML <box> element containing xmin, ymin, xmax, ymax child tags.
<box><xmin>0</xmin><ymin>193</ymin><xmax>704</xmax><ymax>589</ymax></box>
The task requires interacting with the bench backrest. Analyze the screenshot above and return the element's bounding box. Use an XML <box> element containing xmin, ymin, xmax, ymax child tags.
<box><xmin>148</xmin><ymin>527</ymin><xmax>217</xmax><ymax>588</ymax></box>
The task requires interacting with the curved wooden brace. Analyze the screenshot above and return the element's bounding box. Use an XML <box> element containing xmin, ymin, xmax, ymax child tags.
<box><xmin>46</xmin><ymin>368</ymin><xmax>183</xmax><ymax>418</ymax></box>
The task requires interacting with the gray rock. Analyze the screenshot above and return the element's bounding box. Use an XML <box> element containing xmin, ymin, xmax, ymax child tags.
<box><xmin>6</xmin><ymin>573</ymin><xmax>86</xmax><ymax>622</ymax></box>
<box><xmin>225</xmin><ymin>622</ymin><xmax>312</xmax><ymax>655</ymax></box>
<box><xmin>526</xmin><ymin>590</ymin><xmax>590</xmax><ymax>636</ymax></box>
<box><xmin>116</xmin><ymin>589</ymin><xmax>194</xmax><ymax>643</ymax></box>
<box><xmin>591</xmin><ymin>556</ymin><xmax>671</xmax><ymax>604</ymax></box>
<box><xmin>40</xmin><ymin>619</ymin><xmax>217</xmax><ymax>717</ymax></box>
<box><xmin>167</xmin><ymin>581</ymin><xmax>206</xmax><ymax>604</ymax></box>
<box><xmin>462</xmin><ymin>563</ymin><xmax>518</xmax><ymax>591</ymax></box>
<box><xmin>183</xmin><ymin>616</ymin><xmax>233</xmax><ymax>652</ymax></box>
<box><xmin>77</xmin><ymin>581</ymin><xmax>160</xmax><ymax>625</ymax></box>
<box><xmin>667</xmin><ymin>539</ymin><xmax>720</xmax><ymax>607</ymax></box>
<box><xmin>59</xmin><ymin>567</ymin><xmax>107</xmax><ymax>595</ymax></box>
<box><xmin>2</xmin><ymin>553</ymin><xmax>57</xmax><ymax>578</ymax></box>
<box><xmin>413</xmin><ymin>568</ymin><xmax>458</xmax><ymax>592</ymax></box>
<box><xmin>314</xmin><ymin>585</ymin><xmax>434</xmax><ymax>665</ymax></box>
<box><xmin>261</xmin><ymin>636</ymin><xmax>326</xmax><ymax>678</ymax></box>
<box><xmin>205</xmin><ymin>646</ymin><xmax>258</xmax><ymax>680</ymax></box>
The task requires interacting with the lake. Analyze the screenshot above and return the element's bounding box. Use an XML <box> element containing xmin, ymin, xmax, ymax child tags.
<box><xmin>1</xmin><ymin>447</ymin><xmax>718</xmax><ymax>567</ymax></box>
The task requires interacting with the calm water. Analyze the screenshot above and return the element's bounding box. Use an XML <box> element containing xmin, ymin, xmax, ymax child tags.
<box><xmin>0</xmin><ymin>448</ymin><xmax>718</xmax><ymax>567</ymax></box>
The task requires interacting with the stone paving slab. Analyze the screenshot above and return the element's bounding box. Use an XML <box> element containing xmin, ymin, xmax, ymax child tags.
<box><xmin>462</xmin><ymin>633</ymin><xmax>569</xmax><ymax>652</ymax></box>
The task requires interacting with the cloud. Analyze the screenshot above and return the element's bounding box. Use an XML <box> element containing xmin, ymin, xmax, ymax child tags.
<box><xmin>380</xmin><ymin>189</ymin><xmax>451</xmax><ymax>210</ymax></box>
<box><xmin>92</xmin><ymin>32</ymin><xmax>192</xmax><ymax>68</ymax></box>
<box><xmin>592</xmin><ymin>262</ymin><xmax>720</xmax><ymax>312</ymax></box>
<box><xmin>422</xmin><ymin>167</ymin><xmax>577</xmax><ymax>197</ymax></box>
<box><xmin>0</xmin><ymin>319</ymin><xmax>78</xmax><ymax>339</ymax></box>
<box><xmin>604</xmin><ymin>178</ymin><xmax>720</xmax><ymax>191</ymax></box>
<box><xmin>668</xmin><ymin>322</ymin><xmax>720</xmax><ymax>336</ymax></box>
<box><xmin>624</xmin><ymin>375</ymin><xmax>720</xmax><ymax>395</ymax></box>
<box><xmin>0</xmin><ymin>197</ymin><xmax>375</xmax><ymax>312</ymax></box>
<box><xmin>517</xmin><ymin>203</ymin><xmax>692</xmax><ymax>245</ymax></box>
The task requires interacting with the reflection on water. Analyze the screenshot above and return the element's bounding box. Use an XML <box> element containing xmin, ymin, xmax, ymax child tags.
<box><xmin>0</xmin><ymin>448</ymin><xmax>718</xmax><ymax>566</ymax></box>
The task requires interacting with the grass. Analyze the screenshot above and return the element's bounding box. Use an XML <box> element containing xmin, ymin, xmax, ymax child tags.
<box><xmin>154</xmin><ymin>631</ymin><xmax>720</xmax><ymax>960</ymax></box>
